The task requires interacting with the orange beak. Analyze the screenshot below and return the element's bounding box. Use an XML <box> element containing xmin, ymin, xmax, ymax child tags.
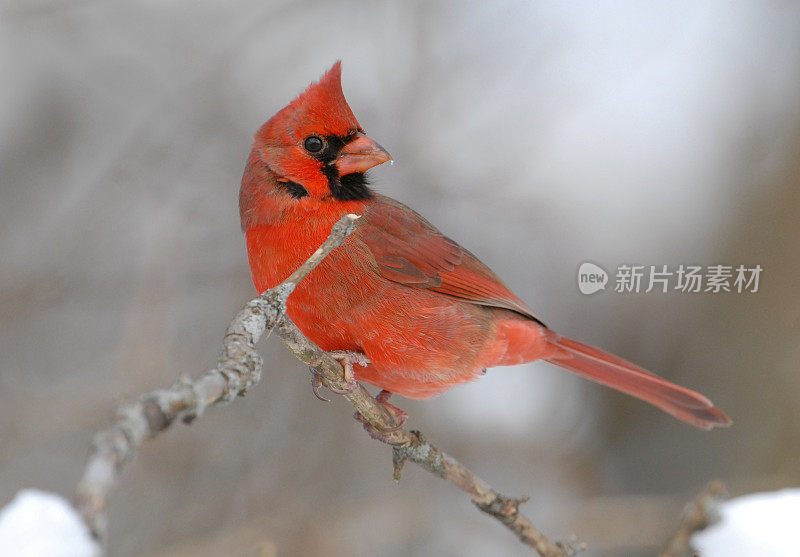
<box><xmin>336</xmin><ymin>134</ymin><xmax>392</xmax><ymax>176</ymax></box>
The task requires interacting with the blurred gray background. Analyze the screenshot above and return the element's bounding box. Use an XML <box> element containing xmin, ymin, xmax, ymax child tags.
<box><xmin>2</xmin><ymin>1</ymin><xmax>799</xmax><ymax>555</ymax></box>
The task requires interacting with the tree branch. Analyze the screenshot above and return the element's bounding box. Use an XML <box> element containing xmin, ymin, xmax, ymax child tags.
<box><xmin>392</xmin><ymin>431</ymin><xmax>575</xmax><ymax>556</ymax></box>
<box><xmin>276</xmin><ymin>319</ymin><xmax>569</xmax><ymax>556</ymax></box>
<box><xmin>74</xmin><ymin>213</ymin><xmax>568</xmax><ymax>556</ymax></box>
<box><xmin>660</xmin><ymin>480</ymin><xmax>726</xmax><ymax>557</ymax></box>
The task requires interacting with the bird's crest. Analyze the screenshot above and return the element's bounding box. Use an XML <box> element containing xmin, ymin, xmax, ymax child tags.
<box><xmin>258</xmin><ymin>61</ymin><xmax>362</xmax><ymax>145</ymax></box>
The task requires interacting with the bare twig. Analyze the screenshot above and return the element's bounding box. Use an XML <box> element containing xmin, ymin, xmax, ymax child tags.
<box><xmin>75</xmin><ymin>213</ymin><xmax>568</xmax><ymax>556</ymax></box>
<box><xmin>277</xmin><ymin>318</ymin><xmax>569</xmax><ymax>556</ymax></box>
<box><xmin>660</xmin><ymin>480</ymin><xmax>726</xmax><ymax>557</ymax></box>
<box><xmin>75</xmin><ymin>215</ymin><xmax>359</xmax><ymax>539</ymax></box>
<box><xmin>393</xmin><ymin>431</ymin><xmax>574</xmax><ymax>556</ymax></box>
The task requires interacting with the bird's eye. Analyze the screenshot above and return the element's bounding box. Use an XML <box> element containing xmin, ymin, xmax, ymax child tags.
<box><xmin>303</xmin><ymin>135</ymin><xmax>324</xmax><ymax>153</ymax></box>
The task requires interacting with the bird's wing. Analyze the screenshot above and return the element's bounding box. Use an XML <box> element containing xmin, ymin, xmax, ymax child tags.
<box><xmin>357</xmin><ymin>195</ymin><xmax>545</xmax><ymax>325</ymax></box>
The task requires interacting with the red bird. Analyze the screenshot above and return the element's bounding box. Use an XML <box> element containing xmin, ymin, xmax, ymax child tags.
<box><xmin>240</xmin><ymin>62</ymin><xmax>731</xmax><ymax>430</ymax></box>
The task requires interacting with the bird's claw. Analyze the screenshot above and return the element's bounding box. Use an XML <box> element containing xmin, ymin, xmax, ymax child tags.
<box><xmin>373</xmin><ymin>389</ymin><xmax>408</xmax><ymax>430</ymax></box>
<box><xmin>310</xmin><ymin>373</ymin><xmax>332</xmax><ymax>402</ymax></box>
<box><xmin>309</xmin><ymin>351</ymin><xmax>369</xmax><ymax>400</ymax></box>
<box><xmin>327</xmin><ymin>350</ymin><xmax>371</xmax><ymax>369</ymax></box>
<box><xmin>354</xmin><ymin>390</ymin><xmax>408</xmax><ymax>444</ymax></box>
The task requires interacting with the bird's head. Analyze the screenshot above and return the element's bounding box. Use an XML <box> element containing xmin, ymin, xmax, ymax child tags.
<box><xmin>252</xmin><ymin>61</ymin><xmax>392</xmax><ymax>201</ymax></box>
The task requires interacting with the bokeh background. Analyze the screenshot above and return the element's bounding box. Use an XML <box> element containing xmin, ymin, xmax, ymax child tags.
<box><xmin>2</xmin><ymin>1</ymin><xmax>799</xmax><ymax>555</ymax></box>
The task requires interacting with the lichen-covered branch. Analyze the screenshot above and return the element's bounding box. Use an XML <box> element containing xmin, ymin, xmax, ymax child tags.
<box><xmin>392</xmin><ymin>431</ymin><xmax>572</xmax><ymax>556</ymax></box>
<box><xmin>276</xmin><ymin>317</ymin><xmax>570</xmax><ymax>556</ymax></box>
<box><xmin>75</xmin><ymin>215</ymin><xmax>359</xmax><ymax>539</ymax></box>
<box><xmin>660</xmin><ymin>480</ymin><xmax>726</xmax><ymax>557</ymax></box>
<box><xmin>74</xmin><ymin>213</ymin><xmax>568</xmax><ymax>556</ymax></box>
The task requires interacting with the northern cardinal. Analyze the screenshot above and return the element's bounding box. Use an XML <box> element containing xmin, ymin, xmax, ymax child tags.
<box><xmin>240</xmin><ymin>62</ymin><xmax>730</xmax><ymax>430</ymax></box>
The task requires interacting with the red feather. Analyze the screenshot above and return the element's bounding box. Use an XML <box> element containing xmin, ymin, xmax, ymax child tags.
<box><xmin>239</xmin><ymin>63</ymin><xmax>731</xmax><ymax>428</ymax></box>
<box><xmin>360</xmin><ymin>196</ymin><xmax>544</xmax><ymax>323</ymax></box>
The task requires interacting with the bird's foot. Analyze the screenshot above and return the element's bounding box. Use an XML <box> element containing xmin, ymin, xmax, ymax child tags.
<box><xmin>310</xmin><ymin>351</ymin><xmax>369</xmax><ymax>401</ymax></box>
<box><xmin>372</xmin><ymin>389</ymin><xmax>409</xmax><ymax>430</ymax></box>
<box><xmin>328</xmin><ymin>350</ymin><xmax>371</xmax><ymax>368</ymax></box>
<box><xmin>354</xmin><ymin>390</ymin><xmax>409</xmax><ymax>445</ymax></box>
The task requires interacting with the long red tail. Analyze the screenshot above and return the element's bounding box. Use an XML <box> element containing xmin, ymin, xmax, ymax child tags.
<box><xmin>545</xmin><ymin>333</ymin><xmax>731</xmax><ymax>429</ymax></box>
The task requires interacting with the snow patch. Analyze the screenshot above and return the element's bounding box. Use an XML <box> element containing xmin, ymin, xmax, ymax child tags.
<box><xmin>0</xmin><ymin>489</ymin><xmax>100</xmax><ymax>557</ymax></box>
<box><xmin>692</xmin><ymin>488</ymin><xmax>800</xmax><ymax>557</ymax></box>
